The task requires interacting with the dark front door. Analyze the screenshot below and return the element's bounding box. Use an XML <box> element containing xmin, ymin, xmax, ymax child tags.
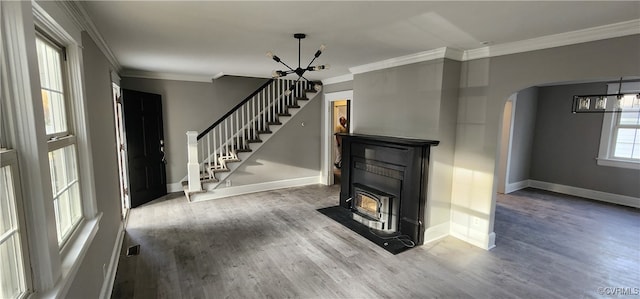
<box><xmin>122</xmin><ymin>89</ymin><xmax>167</xmax><ymax>208</ymax></box>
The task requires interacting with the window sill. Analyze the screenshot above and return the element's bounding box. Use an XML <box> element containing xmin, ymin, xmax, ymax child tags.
<box><xmin>597</xmin><ymin>157</ymin><xmax>640</xmax><ymax>170</ymax></box>
<box><xmin>39</xmin><ymin>212</ymin><xmax>102</xmax><ymax>299</ymax></box>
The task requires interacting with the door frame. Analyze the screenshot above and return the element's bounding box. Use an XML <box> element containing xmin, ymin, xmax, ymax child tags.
<box><xmin>111</xmin><ymin>80</ymin><xmax>130</xmax><ymax>219</ymax></box>
<box><xmin>322</xmin><ymin>90</ymin><xmax>353</xmax><ymax>185</ymax></box>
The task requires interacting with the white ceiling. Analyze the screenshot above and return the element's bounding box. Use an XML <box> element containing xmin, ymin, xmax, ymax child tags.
<box><xmin>80</xmin><ymin>1</ymin><xmax>640</xmax><ymax>82</ymax></box>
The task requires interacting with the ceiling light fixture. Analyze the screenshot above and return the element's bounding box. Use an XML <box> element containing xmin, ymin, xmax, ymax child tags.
<box><xmin>572</xmin><ymin>77</ymin><xmax>640</xmax><ymax>113</ymax></box>
<box><xmin>267</xmin><ymin>33</ymin><xmax>329</xmax><ymax>87</ymax></box>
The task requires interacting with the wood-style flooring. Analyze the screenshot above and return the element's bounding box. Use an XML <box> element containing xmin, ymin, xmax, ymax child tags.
<box><xmin>111</xmin><ymin>185</ymin><xmax>639</xmax><ymax>298</ymax></box>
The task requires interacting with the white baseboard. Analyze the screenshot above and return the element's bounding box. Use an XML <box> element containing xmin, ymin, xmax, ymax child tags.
<box><xmin>423</xmin><ymin>221</ymin><xmax>450</xmax><ymax>244</ymax></box>
<box><xmin>505</xmin><ymin>180</ymin><xmax>529</xmax><ymax>193</ymax></box>
<box><xmin>449</xmin><ymin>222</ymin><xmax>496</xmax><ymax>250</ymax></box>
<box><xmin>99</xmin><ymin>221</ymin><xmax>125</xmax><ymax>299</ymax></box>
<box><xmin>191</xmin><ymin>176</ymin><xmax>322</xmax><ymax>202</ymax></box>
<box><xmin>528</xmin><ymin>180</ymin><xmax>640</xmax><ymax>208</ymax></box>
<box><xmin>167</xmin><ymin>182</ymin><xmax>183</xmax><ymax>193</ymax></box>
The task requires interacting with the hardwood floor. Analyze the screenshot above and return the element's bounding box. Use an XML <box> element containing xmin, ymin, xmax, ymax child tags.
<box><xmin>111</xmin><ymin>185</ymin><xmax>639</xmax><ymax>298</ymax></box>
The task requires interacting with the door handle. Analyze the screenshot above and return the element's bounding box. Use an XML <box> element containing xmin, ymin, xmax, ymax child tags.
<box><xmin>160</xmin><ymin>140</ymin><xmax>167</xmax><ymax>164</ymax></box>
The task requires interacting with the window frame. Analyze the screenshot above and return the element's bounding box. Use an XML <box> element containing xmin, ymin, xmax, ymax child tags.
<box><xmin>35</xmin><ymin>30</ymin><xmax>85</xmax><ymax>249</ymax></box>
<box><xmin>0</xmin><ymin>148</ymin><xmax>33</xmax><ymax>299</ymax></box>
<box><xmin>597</xmin><ymin>81</ymin><xmax>640</xmax><ymax>169</ymax></box>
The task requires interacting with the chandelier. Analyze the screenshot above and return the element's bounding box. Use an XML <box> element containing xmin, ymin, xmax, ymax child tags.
<box><xmin>572</xmin><ymin>77</ymin><xmax>640</xmax><ymax>113</ymax></box>
<box><xmin>267</xmin><ymin>33</ymin><xmax>329</xmax><ymax>89</ymax></box>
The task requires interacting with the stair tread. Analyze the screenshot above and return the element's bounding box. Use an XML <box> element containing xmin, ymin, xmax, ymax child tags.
<box><xmin>247</xmin><ymin>139</ymin><xmax>262</xmax><ymax>143</ymax></box>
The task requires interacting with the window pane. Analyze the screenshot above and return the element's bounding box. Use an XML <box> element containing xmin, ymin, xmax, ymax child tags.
<box><xmin>614</xmin><ymin>128</ymin><xmax>639</xmax><ymax>159</ymax></box>
<box><xmin>49</xmin><ymin>145</ymin><xmax>82</xmax><ymax>245</ymax></box>
<box><xmin>0</xmin><ymin>235</ymin><xmax>26</xmax><ymax>299</ymax></box>
<box><xmin>0</xmin><ymin>167</ymin><xmax>17</xmax><ymax>235</ymax></box>
<box><xmin>619</xmin><ymin>110</ymin><xmax>640</xmax><ymax>126</ymax></box>
<box><xmin>36</xmin><ymin>36</ymin><xmax>67</xmax><ymax>136</ymax></box>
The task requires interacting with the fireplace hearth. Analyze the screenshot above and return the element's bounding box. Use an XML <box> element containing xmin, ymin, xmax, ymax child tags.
<box><xmin>337</xmin><ymin>133</ymin><xmax>439</xmax><ymax>250</ymax></box>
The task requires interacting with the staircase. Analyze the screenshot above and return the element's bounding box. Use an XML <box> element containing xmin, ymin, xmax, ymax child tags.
<box><xmin>184</xmin><ymin>78</ymin><xmax>321</xmax><ymax>201</ymax></box>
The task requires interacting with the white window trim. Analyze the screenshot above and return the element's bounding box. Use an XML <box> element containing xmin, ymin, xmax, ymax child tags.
<box><xmin>597</xmin><ymin>81</ymin><xmax>640</xmax><ymax>170</ymax></box>
<box><xmin>1</xmin><ymin>1</ymin><xmax>101</xmax><ymax>297</ymax></box>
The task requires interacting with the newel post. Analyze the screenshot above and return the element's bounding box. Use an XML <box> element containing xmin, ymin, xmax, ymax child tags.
<box><xmin>186</xmin><ymin>131</ymin><xmax>202</xmax><ymax>192</ymax></box>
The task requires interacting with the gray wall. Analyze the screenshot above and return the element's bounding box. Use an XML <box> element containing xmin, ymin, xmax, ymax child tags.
<box><xmin>450</xmin><ymin>34</ymin><xmax>640</xmax><ymax>247</ymax></box>
<box><xmin>508</xmin><ymin>86</ymin><xmax>538</xmax><ymax>184</ymax></box>
<box><xmin>322</xmin><ymin>80</ymin><xmax>353</xmax><ymax>93</ymax></box>
<box><xmin>229</xmin><ymin>95</ymin><xmax>322</xmax><ymax>185</ymax></box>
<box><xmin>66</xmin><ymin>32</ymin><xmax>122</xmax><ymax>299</ymax></box>
<box><xmin>531</xmin><ymin>82</ymin><xmax>640</xmax><ymax>197</ymax></box>
<box><xmin>120</xmin><ymin>76</ymin><xmax>267</xmax><ymax>184</ymax></box>
<box><xmin>351</xmin><ymin>58</ymin><xmax>460</xmax><ymax>234</ymax></box>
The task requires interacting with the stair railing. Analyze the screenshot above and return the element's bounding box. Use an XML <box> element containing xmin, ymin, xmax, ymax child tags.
<box><xmin>187</xmin><ymin>78</ymin><xmax>309</xmax><ymax>192</ymax></box>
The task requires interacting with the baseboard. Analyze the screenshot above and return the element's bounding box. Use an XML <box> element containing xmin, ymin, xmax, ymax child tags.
<box><xmin>190</xmin><ymin>176</ymin><xmax>322</xmax><ymax>202</ymax></box>
<box><xmin>167</xmin><ymin>182</ymin><xmax>183</xmax><ymax>193</ymax></box>
<box><xmin>528</xmin><ymin>180</ymin><xmax>640</xmax><ymax>208</ymax></box>
<box><xmin>423</xmin><ymin>222</ymin><xmax>450</xmax><ymax>244</ymax></box>
<box><xmin>505</xmin><ymin>180</ymin><xmax>529</xmax><ymax>193</ymax></box>
<box><xmin>99</xmin><ymin>221</ymin><xmax>125</xmax><ymax>299</ymax></box>
<box><xmin>449</xmin><ymin>222</ymin><xmax>496</xmax><ymax>250</ymax></box>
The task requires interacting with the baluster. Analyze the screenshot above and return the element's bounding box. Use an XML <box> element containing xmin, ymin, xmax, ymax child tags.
<box><xmin>206</xmin><ymin>134</ymin><xmax>211</xmax><ymax>177</ymax></box>
<box><xmin>225</xmin><ymin>118</ymin><xmax>229</xmax><ymax>157</ymax></box>
<box><xmin>235</xmin><ymin>110</ymin><xmax>240</xmax><ymax>151</ymax></box>
<box><xmin>213</xmin><ymin>127</ymin><xmax>217</xmax><ymax>169</ymax></box>
<box><xmin>251</xmin><ymin>96</ymin><xmax>256</xmax><ymax>138</ymax></box>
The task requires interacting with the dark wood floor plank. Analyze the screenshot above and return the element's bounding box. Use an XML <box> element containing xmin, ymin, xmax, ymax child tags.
<box><xmin>112</xmin><ymin>185</ymin><xmax>639</xmax><ymax>298</ymax></box>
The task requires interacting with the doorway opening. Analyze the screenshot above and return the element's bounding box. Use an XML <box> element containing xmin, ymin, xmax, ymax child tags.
<box><xmin>112</xmin><ymin>82</ymin><xmax>129</xmax><ymax>219</ymax></box>
<box><xmin>323</xmin><ymin>90</ymin><xmax>353</xmax><ymax>186</ymax></box>
<box><xmin>332</xmin><ymin>100</ymin><xmax>350</xmax><ymax>184</ymax></box>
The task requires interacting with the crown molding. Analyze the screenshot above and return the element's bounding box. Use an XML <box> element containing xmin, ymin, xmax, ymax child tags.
<box><xmin>322</xmin><ymin>73</ymin><xmax>354</xmax><ymax>85</ymax></box>
<box><xmin>464</xmin><ymin>19</ymin><xmax>640</xmax><ymax>61</ymax></box>
<box><xmin>56</xmin><ymin>1</ymin><xmax>121</xmax><ymax>73</ymax></box>
<box><xmin>349</xmin><ymin>47</ymin><xmax>450</xmax><ymax>75</ymax></box>
<box><xmin>120</xmin><ymin>70</ymin><xmax>215</xmax><ymax>83</ymax></box>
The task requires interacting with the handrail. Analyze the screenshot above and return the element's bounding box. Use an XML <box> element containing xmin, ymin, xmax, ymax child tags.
<box><xmin>197</xmin><ymin>78</ymin><xmax>275</xmax><ymax>140</ymax></box>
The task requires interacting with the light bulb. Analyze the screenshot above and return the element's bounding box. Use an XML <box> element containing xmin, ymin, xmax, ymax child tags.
<box><xmin>319</xmin><ymin>44</ymin><xmax>326</xmax><ymax>52</ymax></box>
<box><xmin>266</xmin><ymin>51</ymin><xmax>274</xmax><ymax>58</ymax></box>
<box><xmin>272</xmin><ymin>70</ymin><xmax>281</xmax><ymax>78</ymax></box>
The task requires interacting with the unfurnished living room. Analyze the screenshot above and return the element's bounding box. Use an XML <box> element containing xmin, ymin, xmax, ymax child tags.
<box><xmin>1</xmin><ymin>1</ymin><xmax>639</xmax><ymax>299</ymax></box>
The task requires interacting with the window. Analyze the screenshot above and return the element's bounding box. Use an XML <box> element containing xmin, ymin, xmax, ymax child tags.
<box><xmin>597</xmin><ymin>82</ymin><xmax>640</xmax><ymax>169</ymax></box>
<box><xmin>0</xmin><ymin>150</ymin><xmax>31</xmax><ymax>299</ymax></box>
<box><xmin>35</xmin><ymin>33</ymin><xmax>83</xmax><ymax>246</ymax></box>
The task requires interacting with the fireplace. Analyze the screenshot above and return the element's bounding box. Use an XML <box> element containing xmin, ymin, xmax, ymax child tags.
<box><xmin>352</xmin><ymin>184</ymin><xmax>398</xmax><ymax>232</ymax></box>
<box><xmin>339</xmin><ymin>133</ymin><xmax>439</xmax><ymax>247</ymax></box>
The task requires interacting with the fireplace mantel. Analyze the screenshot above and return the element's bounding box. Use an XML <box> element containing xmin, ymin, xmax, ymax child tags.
<box><xmin>338</xmin><ymin>133</ymin><xmax>439</xmax><ymax>246</ymax></box>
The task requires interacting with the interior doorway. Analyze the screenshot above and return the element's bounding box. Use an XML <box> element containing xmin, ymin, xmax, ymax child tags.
<box><xmin>332</xmin><ymin>100</ymin><xmax>350</xmax><ymax>184</ymax></box>
<box><xmin>322</xmin><ymin>90</ymin><xmax>353</xmax><ymax>186</ymax></box>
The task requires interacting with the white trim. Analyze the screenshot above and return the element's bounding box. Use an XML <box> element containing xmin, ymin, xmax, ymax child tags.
<box><xmin>596</xmin><ymin>158</ymin><xmax>640</xmax><ymax>170</ymax></box>
<box><xmin>122</xmin><ymin>70</ymin><xmax>272</xmax><ymax>83</ymax></box>
<box><xmin>167</xmin><ymin>182</ymin><xmax>184</xmax><ymax>193</ymax></box>
<box><xmin>190</xmin><ymin>176</ymin><xmax>322</xmax><ymax>202</ymax></box>
<box><xmin>120</xmin><ymin>70</ymin><xmax>215</xmax><ymax>83</ymax></box>
<box><xmin>449</xmin><ymin>223</ymin><xmax>496</xmax><ymax>250</ymax></box>
<box><xmin>597</xmin><ymin>81</ymin><xmax>640</xmax><ymax>169</ymax></box>
<box><xmin>41</xmin><ymin>213</ymin><xmax>102</xmax><ymax>299</ymax></box>
<box><xmin>55</xmin><ymin>1</ymin><xmax>121</xmax><ymax>73</ymax></box>
<box><xmin>422</xmin><ymin>222</ymin><xmax>450</xmax><ymax>244</ymax></box>
<box><xmin>528</xmin><ymin>180</ymin><xmax>640</xmax><ymax>208</ymax></box>
<box><xmin>336</xmin><ymin>19</ymin><xmax>640</xmax><ymax>79</ymax></box>
<box><xmin>322</xmin><ymin>90</ymin><xmax>353</xmax><ymax>185</ymax></box>
<box><xmin>505</xmin><ymin>180</ymin><xmax>529</xmax><ymax>194</ymax></box>
<box><xmin>349</xmin><ymin>47</ymin><xmax>451</xmax><ymax>75</ymax></box>
<box><xmin>463</xmin><ymin>19</ymin><xmax>640</xmax><ymax>61</ymax></box>
<box><xmin>2</xmin><ymin>0</ymin><xmax>61</xmax><ymax>289</ymax></box>
<box><xmin>321</xmin><ymin>73</ymin><xmax>353</xmax><ymax>85</ymax></box>
<box><xmin>99</xmin><ymin>221</ymin><xmax>125</xmax><ymax>299</ymax></box>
